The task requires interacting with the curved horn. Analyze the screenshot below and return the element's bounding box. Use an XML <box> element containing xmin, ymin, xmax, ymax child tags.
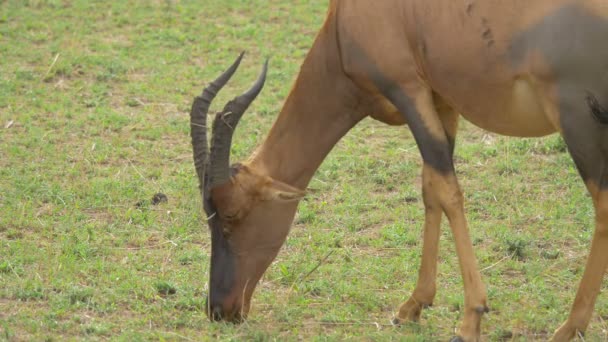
<box><xmin>208</xmin><ymin>60</ymin><xmax>268</xmax><ymax>188</ymax></box>
<box><xmin>191</xmin><ymin>52</ymin><xmax>244</xmax><ymax>195</ymax></box>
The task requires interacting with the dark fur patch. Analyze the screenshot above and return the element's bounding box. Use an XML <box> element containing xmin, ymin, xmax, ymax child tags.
<box><xmin>586</xmin><ymin>93</ymin><xmax>608</xmax><ymax>124</ymax></box>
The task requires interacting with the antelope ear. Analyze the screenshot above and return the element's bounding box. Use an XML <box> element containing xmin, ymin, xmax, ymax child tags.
<box><xmin>260</xmin><ymin>178</ymin><xmax>306</xmax><ymax>202</ymax></box>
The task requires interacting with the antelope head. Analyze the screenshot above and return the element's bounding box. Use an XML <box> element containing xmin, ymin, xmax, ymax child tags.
<box><xmin>191</xmin><ymin>53</ymin><xmax>305</xmax><ymax>322</ymax></box>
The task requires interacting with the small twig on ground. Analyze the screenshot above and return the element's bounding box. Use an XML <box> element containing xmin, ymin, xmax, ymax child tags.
<box><xmin>4</xmin><ymin>120</ymin><xmax>14</xmax><ymax>129</ymax></box>
<box><xmin>127</xmin><ymin>158</ymin><xmax>161</xmax><ymax>189</ymax></box>
<box><xmin>300</xmin><ymin>320</ymin><xmax>394</xmax><ymax>327</ymax></box>
<box><xmin>597</xmin><ymin>314</ymin><xmax>608</xmax><ymax>339</ymax></box>
<box><xmin>577</xmin><ymin>330</ymin><xmax>586</xmax><ymax>341</ymax></box>
<box><xmin>110</xmin><ymin>240</ymin><xmax>177</xmax><ymax>251</ymax></box>
<box><xmin>289</xmin><ymin>249</ymin><xmax>336</xmax><ymax>294</ymax></box>
<box><xmin>312</xmin><ymin>177</ymin><xmax>327</xmax><ymax>185</ymax></box>
<box><xmin>300</xmin><ymin>249</ymin><xmax>336</xmax><ymax>282</ymax></box>
<box><xmin>42</xmin><ymin>53</ymin><xmax>60</xmax><ymax>80</ymax></box>
<box><xmin>481</xmin><ymin>253</ymin><xmax>514</xmax><ymax>273</ymax></box>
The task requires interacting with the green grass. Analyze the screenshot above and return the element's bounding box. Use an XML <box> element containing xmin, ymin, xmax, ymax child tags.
<box><xmin>0</xmin><ymin>0</ymin><xmax>606</xmax><ymax>340</ymax></box>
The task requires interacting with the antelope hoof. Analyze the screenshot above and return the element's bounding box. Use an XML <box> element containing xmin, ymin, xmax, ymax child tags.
<box><xmin>449</xmin><ymin>337</ymin><xmax>465</xmax><ymax>342</ymax></box>
<box><xmin>551</xmin><ymin>323</ymin><xmax>583</xmax><ymax>342</ymax></box>
<box><xmin>394</xmin><ymin>298</ymin><xmax>431</xmax><ymax>324</ymax></box>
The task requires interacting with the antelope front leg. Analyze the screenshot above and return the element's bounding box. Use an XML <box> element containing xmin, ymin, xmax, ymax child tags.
<box><xmin>384</xmin><ymin>86</ymin><xmax>487</xmax><ymax>340</ymax></box>
<box><xmin>393</xmin><ymin>164</ymin><xmax>442</xmax><ymax>324</ymax></box>
<box><xmin>429</xmin><ymin>168</ymin><xmax>489</xmax><ymax>342</ymax></box>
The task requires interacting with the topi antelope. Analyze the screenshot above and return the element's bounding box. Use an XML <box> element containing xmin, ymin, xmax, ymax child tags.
<box><xmin>190</xmin><ymin>1</ymin><xmax>608</xmax><ymax>340</ymax></box>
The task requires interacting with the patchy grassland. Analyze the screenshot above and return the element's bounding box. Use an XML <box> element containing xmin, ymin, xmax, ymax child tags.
<box><xmin>0</xmin><ymin>0</ymin><xmax>606</xmax><ymax>341</ymax></box>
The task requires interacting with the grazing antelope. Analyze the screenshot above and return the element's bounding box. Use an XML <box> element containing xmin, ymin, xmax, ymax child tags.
<box><xmin>190</xmin><ymin>0</ymin><xmax>608</xmax><ymax>340</ymax></box>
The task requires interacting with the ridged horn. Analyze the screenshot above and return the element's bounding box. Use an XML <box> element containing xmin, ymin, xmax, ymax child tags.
<box><xmin>190</xmin><ymin>52</ymin><xmax>244</xmax><ymax>196</ymax></box>
<box><xmin>208</xmin><ymin>60</ymin><xmax>268</xmax><ymax>188</ymax></box>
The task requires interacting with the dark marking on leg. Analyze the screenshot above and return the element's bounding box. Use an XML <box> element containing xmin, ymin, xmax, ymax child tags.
<box><xmin>342</xmin><ymin>39</ymin><xmax>454</xmax><ymax>174</ymax></box>
<box><xmin>382</xmin><ymin>87</ymin><xmax>454</xmax><ymax>174</ymax></box>
<box><xmin>587</xmin><ymin>93</ymin><xmax>608</xmax><ymax>124</ymax></box>
<box><xmin>560</xmin><ymin>92</ymin><xmax>608</xmax><ymax>187</ymax></box>
<box><xmin>475</xmin><ymin>305</ymin><xmax>490</xmax><ymax>314</ymax></box>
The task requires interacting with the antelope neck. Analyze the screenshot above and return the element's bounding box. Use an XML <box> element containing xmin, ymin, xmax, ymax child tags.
<box><xmin>248</xmin><ymin>35</ymin><xmax>363</xmax><ymax>189</ymax></box>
